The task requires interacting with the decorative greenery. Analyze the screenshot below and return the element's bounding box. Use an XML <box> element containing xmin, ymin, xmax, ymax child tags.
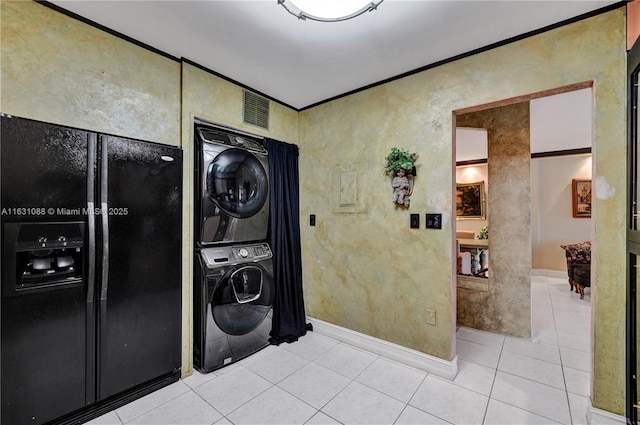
<box><xmin>384</xmin><ymin>147</ymin><xmax>418</xmax><ymax>174</ymax></box>
<box><xmin>478</xmin><ymin>226</ymin><xmax>489</xmax><ymax>240</ymax></box>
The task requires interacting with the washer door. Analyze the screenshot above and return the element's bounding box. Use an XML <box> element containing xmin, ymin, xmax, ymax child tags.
<box><xmin>211</xmin><ymin>264</ymin><xmax>274</xmax><ymax>336</ymax></box>
<box><xmin>206</xmin><ymin>148</ymin><xmax>268</xmax><ymax>219</ymax></box>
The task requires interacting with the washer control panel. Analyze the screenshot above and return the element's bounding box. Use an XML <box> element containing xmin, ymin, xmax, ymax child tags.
<box><xmin>201</xmin><ymin>243</ymin><xmax>272</xmax><ymax>268</ymax></box>
<box><xmin>248</xmin><ymin>244</ymin><xmax>271</xmax><ymax>259</ymax></box>
<box><xmin>234</xmin><ymin>243</ymin><xmax>271</xmax><ymax>261</ymax></box>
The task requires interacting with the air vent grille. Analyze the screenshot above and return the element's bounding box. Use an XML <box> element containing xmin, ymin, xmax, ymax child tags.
<box><xmin>243</xmin><ymin>91</ymin><xmax>269</xmax><ymax>129</ymax></box>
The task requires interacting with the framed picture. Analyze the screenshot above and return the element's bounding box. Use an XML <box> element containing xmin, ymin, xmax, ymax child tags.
<box><xmin>456</xmin><ymin>181</ymin><xmax>486</xmax><ymax>219</ymax></box>
<box><xmin>572</xmin><ymin>178</ymin><xmax>592</xmax><ymax>218</ymax></box>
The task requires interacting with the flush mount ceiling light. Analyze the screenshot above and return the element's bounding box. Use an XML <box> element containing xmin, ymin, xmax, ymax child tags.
<box><xmin>278</xmin><ymin>0</ymin><xmax>384</xmax><ymax>22</ymax></box>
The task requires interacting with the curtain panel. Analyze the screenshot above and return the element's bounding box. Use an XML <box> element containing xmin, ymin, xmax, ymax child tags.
<box><xmin>266</xmin><ymin>138</ymin><xmax>312</xmax><ymax>344</ymax></box>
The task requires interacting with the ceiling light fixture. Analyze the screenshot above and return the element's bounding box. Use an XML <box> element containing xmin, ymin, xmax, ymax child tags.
<box><xmin>278</xmin><ymin>0</ymin><xmax>384</xmax><ymax>22</ymax></box>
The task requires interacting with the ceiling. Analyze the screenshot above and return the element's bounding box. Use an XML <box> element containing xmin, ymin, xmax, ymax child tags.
<box><xmin>47</xmin><ymin>0</ymin><xmax>619</xmax><ymax>110</ymax></box>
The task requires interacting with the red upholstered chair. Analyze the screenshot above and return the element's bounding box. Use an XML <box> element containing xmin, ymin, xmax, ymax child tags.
<box><xmin>560</xmin><ymin>242</ymin><xmax>591</xmax><ymax>299</ymax></box>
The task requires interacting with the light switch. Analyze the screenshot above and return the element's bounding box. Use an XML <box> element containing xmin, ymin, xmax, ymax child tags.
<box><xmin>410</xmin><ymin>214</ymin><xmax>419</xmax><ymax>229</ymax></box>
<box><xmin>426</xmin><ymin>213</ymin><xmax>442</xmax><ymax>229</ymax></box>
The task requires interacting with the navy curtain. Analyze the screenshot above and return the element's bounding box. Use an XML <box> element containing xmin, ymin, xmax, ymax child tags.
<box><xmin>266</xmin><ymin>138</ymin><xmax>312</xmax><ymax>345</ymax></box>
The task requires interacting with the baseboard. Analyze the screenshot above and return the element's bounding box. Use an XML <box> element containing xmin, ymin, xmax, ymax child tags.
<box><xmin>587</xmin><ymin>399</ymin><xmax>626</xmax><ymax>424</ymax></box>
<box><xmin>532</xmin><ymin>269</ymin><xmax>567</xmax><ymax>279</ymax></box>
<box><xmin>307</xmin><ymin>317</ymin><xmax>458</xmax><ymax>380</ymax></box>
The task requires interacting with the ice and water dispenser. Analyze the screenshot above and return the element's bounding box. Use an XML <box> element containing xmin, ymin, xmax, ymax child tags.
<box><xmin>2</xmin><ymin>222</ymin><xmax>85</xmax><ymax>296</ymax></box>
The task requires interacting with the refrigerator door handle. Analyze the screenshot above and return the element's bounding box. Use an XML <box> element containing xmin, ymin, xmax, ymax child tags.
<box><xmin>100</xmin><ymin>136</ymin><xmax>109</xmax><ymax>301</ymax></box>
<box><xmin>87</xmin><ymin>133</ymin><xmax>97</xmax><ymax>302</ymax></box>
<box><xmin>86</xmin><ymin>132</ymin><xmax>98</xmax><ymax>404</ymax></box>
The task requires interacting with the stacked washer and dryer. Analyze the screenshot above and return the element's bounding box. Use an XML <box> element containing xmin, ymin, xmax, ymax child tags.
<box><xmin>193</xmin><ymin>119</ymin><xmax>275</xmax><ymax>373</ymax></box>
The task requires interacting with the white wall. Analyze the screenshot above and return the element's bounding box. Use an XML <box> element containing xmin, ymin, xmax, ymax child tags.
<box><xmin>530</xmin><ymin>88</ymin><xmax>592</xmax><ymax>153</ymax></box>
<box><xmin>532</xmin><ymin>154</ymin><xmax>592</xmax><ymax>271</ymax></box>
<box><xmin>456</xmin><ymin>128</ymin><xmax>488</xmax><ymax>162</ymax></box>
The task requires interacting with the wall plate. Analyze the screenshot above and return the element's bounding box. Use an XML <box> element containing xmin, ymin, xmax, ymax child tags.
<box><xmin>410</xmin><ymin>214</ymin><xmax>420</xmax><ymax>229</ymax></box>
<box><xmin>426</xmin><ymin>213</ymin><xmax>442</xmax><ymax>229</ymax></box>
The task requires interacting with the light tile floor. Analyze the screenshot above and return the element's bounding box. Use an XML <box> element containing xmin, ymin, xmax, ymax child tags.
<box><xmin>86</xmin><ymin>273</ymin><xmax>591</xmax><ymax>425</ymax></box>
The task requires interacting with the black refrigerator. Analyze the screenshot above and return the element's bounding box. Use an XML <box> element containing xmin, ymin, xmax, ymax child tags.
<box><xmin>1</xmin><ymin>114</ymin><xmax>183</xmax><ymax>425</ymax></box>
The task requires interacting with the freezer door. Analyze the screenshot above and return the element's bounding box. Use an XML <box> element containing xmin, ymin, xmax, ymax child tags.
<box><xmin>97</xmin><ymin>135</ymin><xmax>182</xmax><ymax>400</ymax></box>
<box><xmin>0</xmin><ymin>115</ymin><xmax>89</xmax><ymax>221</ymax></box>
<box><xmin>0</xmin><ymin>115</ymin><xmax>91</xmax><ymax>424</ymax></box>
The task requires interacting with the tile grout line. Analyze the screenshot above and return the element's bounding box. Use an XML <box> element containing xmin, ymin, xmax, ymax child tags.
<box><xmin>203</xmin><ymin>363</ymin><xmax>281</xmax><ymax>422</ymax></box>
<box><xmin>273</xmin><ymin>342</ymin><xmax>399</xmax><ymax>423</ymax></box>
<box><xmin>551</xmin><ymin>277</ymin><xmax>587</xmax><ymax>425</ymax></box>
<box><xmin>394</xmin><ymin>372</ymin><xmax>456</xmax><ymax>425</ymax></box>
<box><xmin>274</xmin><ymin>339</ymin><xmax>354</xmax><ymax>416</ymax></box>
<box><xmin>211</xmin><ymin>341</ymin><xmax>337</xmax><ymax>424</ymax></box>
<box><xmin>310</xmin><ymin>347</ymin><xmax>381</xmax><ymax>418</ymax></box>
<box><xmin>481</xmin><ymin>331</ymin><xmax>505</xmax><ymax>424</ymax></box>
<box><xmin>221</xmin><ymin>350</ymin><xmax>321</xmax><ymax>422</ymax></box>
<box><xmin>114</xmin><ymin>409</ymin><xmax>125</xmax><ymax>425</ymax></box>
<box><xmin>392</xmin><ymin>372</ymin><xmax>430</xmax><ymax>425</ymax></box>
<box><xmin>188</xmin><ymin>379</ymin><xmax>227</xmax><ymax>424</ymax></box>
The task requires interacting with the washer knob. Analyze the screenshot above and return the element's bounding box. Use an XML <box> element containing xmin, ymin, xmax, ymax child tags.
<box><xmin>238</xmin><ymin>248</ymin><xmax>249</xmax><ymax>258</ymax></box>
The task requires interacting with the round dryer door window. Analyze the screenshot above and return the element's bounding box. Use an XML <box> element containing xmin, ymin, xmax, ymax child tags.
<box><xmin>206</xmin><ymin>148</ymin><xmax>268</xmax><ymax>218</ymax></box>
<box><xmin>211</xmin><ymin>264</ymin><xmax>274</xmax><ymax>336</ymax></box>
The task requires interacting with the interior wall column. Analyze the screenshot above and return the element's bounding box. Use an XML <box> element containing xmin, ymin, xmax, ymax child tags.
<box><xmin>456</xmin><ymin>101</ymin><xmax>532</xmax><ymax>338</ymax></box>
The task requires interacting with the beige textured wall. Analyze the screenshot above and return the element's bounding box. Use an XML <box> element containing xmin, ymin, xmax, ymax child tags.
<box><xmin>0</xmin><ymin>1</ymin><xmax>181</xmax><ymax>145</ymax></box>
<box><xmin>180</xmin><ymin>62</ymin><xmax>299</xmax><ymax>375</ymax></box>
<box><xmin>299</xmin><ymin>88</ymin><xmax>457</xmax><ymax>360</ymax></box>
<box><xmin>299</xmin><ymin>9</ymin><xmax>626</xmax><ymax>414</ymax></box>
<box><xmin>456</xmin><ymin>103</ymin><xmax>532</xmax><ymax>338</ymax></box>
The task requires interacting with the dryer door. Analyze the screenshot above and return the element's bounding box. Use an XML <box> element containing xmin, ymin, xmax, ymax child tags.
<box><xmin>211</xmin><ymin>264</ymin><xmax>274</xmax><ymax>336</ymax></box>
<box><xmin>206</xmin><ymin>148</ymin><xmax>268</xmax><ymax>219</ymax></box>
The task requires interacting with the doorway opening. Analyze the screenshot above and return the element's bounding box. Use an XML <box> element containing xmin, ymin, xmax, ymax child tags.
<box><xmin>451</xmin><ymin>86</ymin><xmax>595</xmax><ymax>415</ymax></box>
<box><xmin>452</xmin><ymin>82</ymin><xmax>594</xmax><ymax>337</ymax></box>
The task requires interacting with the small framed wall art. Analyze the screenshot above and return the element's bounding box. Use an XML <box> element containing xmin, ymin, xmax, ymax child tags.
<box><xmin>572</xmin><ymin>178</ymin><xmax>591</xmax><ymax>218</ymax></box>
<box><xmin>456</xmin><ymin>181</ymin><xmax>486</xmax><ymax>219</ymax></box>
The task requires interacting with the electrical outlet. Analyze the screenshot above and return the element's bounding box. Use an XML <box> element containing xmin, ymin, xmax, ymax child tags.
<box><xmin>426</xmin><ymin>308</ymin><xmax>436</xmax><ymax>326</ymax></box>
